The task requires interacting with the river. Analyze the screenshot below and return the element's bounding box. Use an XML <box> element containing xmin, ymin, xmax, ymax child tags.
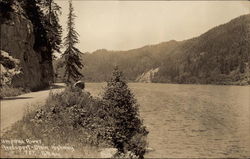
<box><xmin>85</xmin><ymin>83</ymin><xmax>250</xmax><ymax>158</ymax></box>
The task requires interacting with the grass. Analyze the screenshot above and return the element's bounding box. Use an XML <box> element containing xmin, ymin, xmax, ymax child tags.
<box><xmin>0</xmin><ymin>86</ymin><xmax>29</xmax><ymax>99</ymax></box>
<box><xmin>1</xmin><ymin>88</ymin><xmax>111</xmax><ymax>157</ymax></box>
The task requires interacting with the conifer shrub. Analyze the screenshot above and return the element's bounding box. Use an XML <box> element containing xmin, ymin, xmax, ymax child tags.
<box><xmin>103</xmin><ymin>66</ymin><xmax>148</xmax><ymax>158</ymax></box>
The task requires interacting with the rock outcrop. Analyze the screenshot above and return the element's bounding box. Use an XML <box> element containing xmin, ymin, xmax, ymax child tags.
<box><xmin>0</xmin><ymin>10</ymin><xmax>53</xmax><ymax>90</ymax></box>
<box><xmin>0</xmin><ymin>50</ymin><xmax>21</xmax><ymax>86</ymax></box>
<box><xmin>136</xmin><ymin>68</ymin><xmax>159</xmax><ymax>83</ymax></box>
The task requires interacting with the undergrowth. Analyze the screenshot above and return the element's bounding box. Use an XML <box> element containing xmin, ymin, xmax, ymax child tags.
<box><xmin>0</xmin><ymin>86</ymin><xmax>29</xmax><ymax>99</ymax></box>
<box><xmin>3</xmin><ymin>85</ymin><xmax>148</xmax><ymax>158</ymax></box>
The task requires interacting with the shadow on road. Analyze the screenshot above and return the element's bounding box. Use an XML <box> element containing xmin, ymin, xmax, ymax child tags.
<box><xmin>1</xmin><ymin>97</ymin><xmax>33</xmax><ymax>101</ymax></box>
<box><xmin>0</xmin><ymin>83</ymin><xmax>65</xmax><ymax>101</ymax></box>
<box><xmin>31</xmin><ymin>83</ymin><xmax>66</xmax><ymax>92</ymax></box>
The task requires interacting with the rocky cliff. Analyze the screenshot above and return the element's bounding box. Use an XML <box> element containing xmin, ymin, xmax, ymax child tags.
<box><xmin>0</xmin><ymin>50</ymin><xmax>21</xmax><ymax>86</ymax></box>
<box><xmin>0</xmin><ymin>5</ymin><xmax>53</xmax><ymax>90</ymax></box>
<box><xmin>136</xmin><ymin>68</ymin><xmax>159</xmax><ymax>83</ymax></box>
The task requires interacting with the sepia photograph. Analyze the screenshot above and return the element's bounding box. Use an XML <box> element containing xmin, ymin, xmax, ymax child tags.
<box><xmin>0</xmin><ymin>0</ymin><xmax>250</xmax><ymax>158</ymax></box>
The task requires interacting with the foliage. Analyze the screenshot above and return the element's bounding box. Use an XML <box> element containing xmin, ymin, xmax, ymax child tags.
<box><xmin>0</xmin><ymin>51</ymin><xmax>18</xmax><ymax>69</ymax></box>
<box><xmin>103</xmin><ymin>66</ymin><xmax>148</xmax><ymax>158</ymax></box>
<box><xmin>0</xmin><ymin>0</ymin><xmax>14</xmax><ymax>23</ymax></box>
<box><xmin>3</xmin><ymin>87</ymin><xmax>114</xmax><ymax>146</ymax></box>
<box><xmin>62</xmin><ymin>0</ymin><xmax>83</xmax><ymax>84</ymax></box>
<box><xmin>0</xmin><ymin>86</ymin><xmax>28</xmax><ymax>99</ymax></box>
<box><xmin>21</xmin><ymin>0</ymin><xmax>62</xmax><ymax>61</ymax></box>
<box><xmin>39</xmin><ymin>0</ymin><xmax>62</xmax><ymax>56</ymax></box>
<box><xmin>21</xmin><ymin>0</ymin><xmax>47</xmax><ymax>52</ymax></box>
<box><xmin>0</xmin><ymin>51</ymin><xmax>21</xmax><ymax>86</ymax></box>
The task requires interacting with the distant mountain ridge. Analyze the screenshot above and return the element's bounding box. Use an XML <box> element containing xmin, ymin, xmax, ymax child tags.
<box><xmin>55</xmin><ymin>14</ymin><xmax>250</xmax><ymax>85</ymax></box>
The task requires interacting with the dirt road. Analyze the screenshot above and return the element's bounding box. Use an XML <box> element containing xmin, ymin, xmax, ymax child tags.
<box><xmin>0</xmin><ymin>84</ymin><xmax>65</xmax><ymax>134</ymax></box>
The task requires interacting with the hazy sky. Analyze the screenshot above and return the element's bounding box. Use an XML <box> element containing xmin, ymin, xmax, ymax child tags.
<box><xmin>56</xmin><ymin>1</ymin><xmax>250</xmax><ymax>53</ymax></box>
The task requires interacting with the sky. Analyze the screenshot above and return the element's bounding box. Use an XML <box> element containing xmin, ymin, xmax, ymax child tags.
<box><xmin>56</xmin><ymin>0</ymin><xmax>250</xmax><ymax>53</ymax></box>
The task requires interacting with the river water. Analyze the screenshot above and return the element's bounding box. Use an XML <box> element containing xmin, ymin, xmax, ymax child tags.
<box><xmin>85</xmin><ymin>83</ymin><xmax>250</xmax><ymax>158</ymax></box>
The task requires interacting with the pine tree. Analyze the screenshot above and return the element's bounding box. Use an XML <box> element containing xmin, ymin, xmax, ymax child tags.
<box><xmin>0</xmin><ymin>0</ymin><xmax>14</xmax><ymax>24</ymax></box>
<box><xmin>22</xmin><ymin>0</ymin><xmax>48</xmax><ymax>52</ymax></box>
<box><xmin>62</xmin><ymin>0</ymin><xmax>83</xmax><ymax>84</ymax></box>
<box><xmin>39</xmin><ymin>0</ymin><xmax>62</xmax><ymax>56</ymax></box>
<box><xmin>103</xmin><ymin>66</ymin><xmax>148</xmax><ymax>158</ymax></box>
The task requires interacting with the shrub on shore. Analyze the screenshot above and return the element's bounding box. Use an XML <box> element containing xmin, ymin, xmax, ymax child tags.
<box><xmin>103</xmin><ymin>66</ymin><xmax>148</xmax><ymax>158</ymax></box>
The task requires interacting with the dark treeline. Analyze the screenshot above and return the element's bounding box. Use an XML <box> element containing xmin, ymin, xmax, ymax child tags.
<box><xmin>0</xmin><ymin>0</ymin><xmax>14</xmax><ymax>23</ymax></box>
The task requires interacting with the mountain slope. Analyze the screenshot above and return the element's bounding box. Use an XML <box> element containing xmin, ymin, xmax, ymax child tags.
<box><xmin>55</xmin><ymin>40</ymin><xmax>179</xmax><ymax>82</ymax></box>
<box><xmin>82</xmin><ymin>40</ymin><xmax>179</xmax><ymax>82</ymax></box>
<box><xmin>56</xmin><ymin>14</ymin><xmax>250</xmax><ymax>85</ymax></box>
<box><xmin>153</xmin><ymin>14</ymin><xmax>250</xmax><ymax>85</ymax></box>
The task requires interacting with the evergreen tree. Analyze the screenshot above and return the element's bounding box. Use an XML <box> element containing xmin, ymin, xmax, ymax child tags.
<box><xmin>20</xmin><ymin>0</ymin><xmax>62</xmax><ymax>56</ymax></box>
<box><xmin>103</xmin><ymin>66</ymin><xmax>148</xmax><ymax>158</ymax></box>
<box><xmin>22</xmin><ymin>0</ymin><xmax>48</xmax><ymax>52</ymax></box>
<box><xmin>0</xmin><ymin>0</ymin><xmax>13</xmax><ymax>24</ymax></box>
<box><xmin>62</xmin><ymin>0</ymin><xmax>83</xmax><ymax>84</ymax></box>
<box><xmin>39</xmin><ymin>0</ymin><xmax>62</xmax><ymax>56</ymax></box>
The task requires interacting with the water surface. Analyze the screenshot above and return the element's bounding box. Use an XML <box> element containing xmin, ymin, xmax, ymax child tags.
<box><xmin>86</xmin><ymin>83</ymin><xmax>250</xmax><ymax>158</ymax></box>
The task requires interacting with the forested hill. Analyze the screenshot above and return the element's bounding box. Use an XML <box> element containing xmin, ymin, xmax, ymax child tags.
<box><xmin>153</xmin><ymin>14</ymin><xmax>250</xmax><ymax>85</ymax></box>
<box><xmin>56</xmin><ymin>14</ymin><xmax>250</xmax><ymax>85</ymax></box>
<box><xmin>81</xmin><ymin>40</ymin><xmax>179</xmax><ymax>82</ymax></box>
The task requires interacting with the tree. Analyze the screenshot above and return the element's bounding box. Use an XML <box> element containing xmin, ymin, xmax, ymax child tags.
<box><xmin>39</xmin><ymin>0</ymin><xmax>62</xmax><ymax>56</ymax></box>
<box><xmin>22</xmin><ymin>0</ymin><xmax>62</xmax><ymax>58</ymax></box>
<box><xmin>103</xmin><ymin>66</ymin><xmax>148</xmax><ymax>158</ymax></box>
<box><xmin>62</xmin><ymin>0</ymin><xmax>83</xmax><ymax>84</ymax></box>
<box><xmin>0</xmin><ymin>0</ymin><xmax>14</xmax><ymax>24</ymax></box>
<box><xmin>22</xmin><ymin>0</ymin><xmax>47</xmax><ymax>52</ymax></box>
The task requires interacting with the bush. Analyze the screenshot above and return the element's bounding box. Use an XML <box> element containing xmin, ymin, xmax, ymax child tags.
<box><xmin>0</xmin><ymin>86</ymin><xmax>28</xmax><ymax>99</ymax></box>
<box><xmin>103</xmin><ymin>66</ymin><xmax>148</xmax><ymax>158</ymax></box>
<box><xmin>3</xmin><ymin>87</ymin><xmax>118</xmax><ymax>147</ymax></box>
